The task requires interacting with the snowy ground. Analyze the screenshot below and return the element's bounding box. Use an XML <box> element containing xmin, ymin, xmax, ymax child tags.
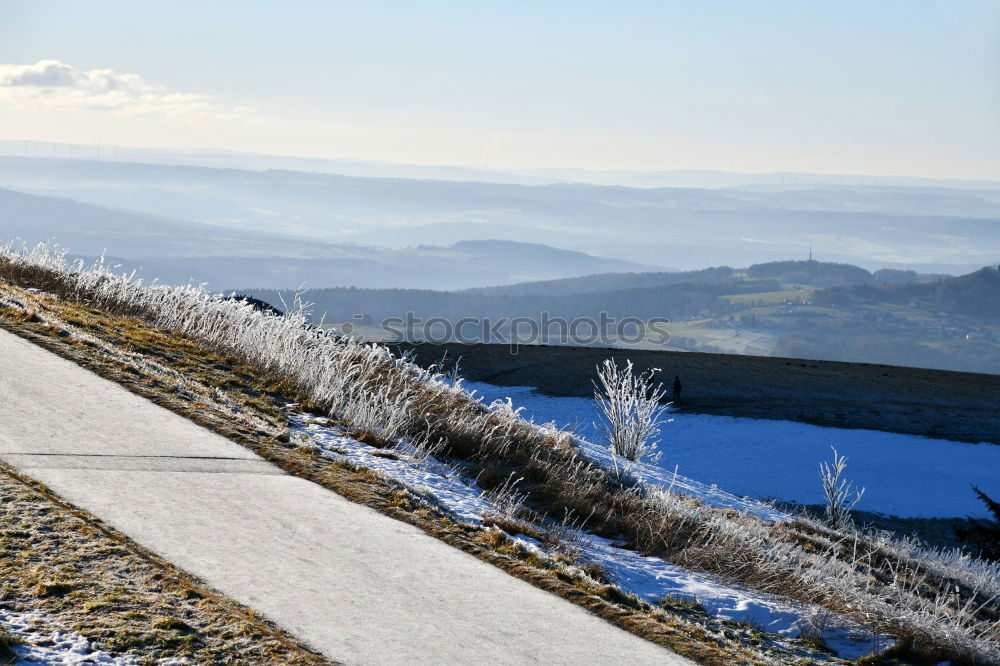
<box><xmin>0</xmin><ymin>609</ymin><xmax>145</xmax><ymax>665</ymax></box>
<box><xmin>292</xmin><ymin>411</ymin><xmax>884</xmax><ymax>660</ymax></box>
<box><xmin>466</xmin><ymin>383</ymin><xmax>1000</xmax><ymax>519</ymax></box>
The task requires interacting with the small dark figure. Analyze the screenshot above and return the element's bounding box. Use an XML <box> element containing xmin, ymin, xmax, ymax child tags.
<box><xmin>672</xmin><ymin>375</ymin><xmax>682</xmax><ymax>403</ymax></box>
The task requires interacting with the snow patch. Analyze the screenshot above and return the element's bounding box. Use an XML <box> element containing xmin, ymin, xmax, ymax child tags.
<box><xmin>0</xmin><ymin>609</ymin><xmax>145</xmax><ymax>665</ymax></box>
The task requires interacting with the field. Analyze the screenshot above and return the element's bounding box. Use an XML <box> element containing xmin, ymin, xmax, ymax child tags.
<box><xmin>662</xmin><ymin>322</ymin><xmax>781</xmax><ymax>355</ymax></box>
<box><xmin>720</xmin><ymin>288</ymin><xmax>814</xmax><ymax>305</ymax></box>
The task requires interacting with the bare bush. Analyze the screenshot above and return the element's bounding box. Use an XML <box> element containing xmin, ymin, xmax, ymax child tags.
<box><xmin>593</xmin><ymin>359</ymin><xmax>667</xmax><ymax>466</ymax></box>
<box><xmin>819</xmin><ymin>447</ymin><xmax>865</xmax><ymax>529</ymax></box>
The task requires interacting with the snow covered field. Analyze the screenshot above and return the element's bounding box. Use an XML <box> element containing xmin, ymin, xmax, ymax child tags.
<box><xmin>467</xmin><ymin>383</ymin><xmax>1000</xmax><ymax>519</ymax></box>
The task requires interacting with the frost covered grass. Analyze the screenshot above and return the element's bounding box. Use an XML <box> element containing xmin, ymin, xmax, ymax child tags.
<box><xmin>470</xmin><ymin>383</ymin><xmax>1000</xmax><ymax>662</ymax></box>
<box><xmin>2</xmin><ymin>242</ymin><xmax>999</xmax><ymax>664</ymax></box>
<box><xmin>292</xmin><ymin>413</ymin><xmax>880</xmax><ymax>660</ymax></box>
<box><xmin>820</xmin><ymin>447</ymin><xmax>866</xmax><ymax>530</ymax></box>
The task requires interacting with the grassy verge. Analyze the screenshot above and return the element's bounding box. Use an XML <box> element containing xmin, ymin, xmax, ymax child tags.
<box><xmin>0</xmin><ymin>459</ymin><xmax>329</xmax><ymax>664</ymax></box>
<box><xmin>0</xmin><ymin>281</ymin><xmax>847</xmax><ymax>665</ymax></box>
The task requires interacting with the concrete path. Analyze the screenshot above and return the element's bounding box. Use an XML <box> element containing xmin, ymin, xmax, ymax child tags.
<box><xmin>0</xmin><ymin>329</ymin><xmax>689</xmax><ymax>666</ymax></box>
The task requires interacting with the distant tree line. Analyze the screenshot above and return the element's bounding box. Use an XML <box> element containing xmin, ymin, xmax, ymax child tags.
<box><xmin>247</xmin><ymin>278</ymin><xmax>785</xmax><ymax>326</ymax></box>
<box><xmin>815</xmin><ymin>266</ymin><xmax>1000</xmax><ymax>319</ymax></box>
<box><xmin>745</xmin><ymin>259</ymin><xmax>948</xmax><ymax>288</ymax></box>
<box><xmin>465</xmin><ymin>266</ymin><xmax>737</xmax><ymax>297</ymax></box>
<box><xmin>746</xmin><ymin>260</ymin><xmax>873</xmax><ymax>287</ymax></box>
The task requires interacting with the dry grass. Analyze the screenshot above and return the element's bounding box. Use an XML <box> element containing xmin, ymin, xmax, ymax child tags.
<box><xmin>0</xmin><ymin>463</ymin><xmax>328</xmax><ymax>664</ymax></box>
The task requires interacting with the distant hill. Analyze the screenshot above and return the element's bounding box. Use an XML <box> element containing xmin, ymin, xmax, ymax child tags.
<box><xmin>816</xmin><ymin>266</ymin><xmax>1000</xmax><ymax>319</ymax></box>
<box><xmin>463</xmin><ymin>259</ymin><xmax>925</xmax><ymax>297</ymax></box>
<box><xmin>2</xmin><ymin>156</ymin><xmax>997</xmax><ymax>272</ymax></box>
<box><xmin>745</xmin><ymin>260</ymin><xmax>873</xmax><ymax>287</ymax></box>
<box><xmin>7</xmin><ymin>142</ymin><xmax>1000</xmax><ymax>191</ymax></box>
<box><xmin>0</xmin><ymin>188</ymin><xmax>649</xmax><ymax>290</ymax></box>
<box><xmin>0</xmin><ymin>142</ymin><xmax>556</xmax><ymax>187</ymax></box>
<box><xmin>246</xmin><ymin>281</ymin><xmax>743</xmax><ymax>325</ymax></box>
<box><xmin>745</xmin><ymin>260</ymin><xmax>948</xmax><ymax>288</ymax></box>
<box><xmin>0</xmin><ymin>186</ymin><xmax>282</xmax><ymax>258</ymax></box>
<box><xmin>92</xmin><ymin>240</ymin><xmax>648</xmax><ymax>292</ymax></box>
<box><xmin>248</xmin><ymin>259</ymin><xmax>956</xmax><ymax>327</ymax></box>
<box><xmin>245</xmin><ymin>262</ymin><xmax>1000</xmax><ymax>375</ymax></box>
<box><xmin>462</xmin><ymin>266</ymin><xmax>733</xmax><ymax>297</ymax></box>
<box><xmin>424</xmin><ymin>239</ymin><xmax>651</xmax><ymax>278</ymax></box>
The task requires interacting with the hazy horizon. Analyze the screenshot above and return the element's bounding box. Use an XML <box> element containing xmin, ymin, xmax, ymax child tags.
<box><xmin>6</xmin><ymin>139</ymin><xmax>1000</xmax><ymax>189</ymax></box>
<box><xmin>2</xmin><ymin>1</ymin><xmax>999</xmax><ymax>180</ymax></box>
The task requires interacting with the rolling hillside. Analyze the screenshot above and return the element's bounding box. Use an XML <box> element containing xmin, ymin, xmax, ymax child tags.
<box><xmin>247</xmin><ymin>261</ymin><xmax>1000</xmax><ymax>374</ymax></box>
<box><xmin>2</xmin><ymin>156</ymin><xmax>997</xmax><ymax>272</ymax></box>
<box><xmin>463</xmin><ymin>260</ymin><xmax>950</xmax><ymax>297</ymax></box>
<box><xmin>0</xmin><ymin>188</ymin><xmax>649</xmax><ymax>290</ymax></box>
<box><xmin>816</xmin><ymin>265</ymin><xmax>1000</xmax><ymax>319</ymax></box>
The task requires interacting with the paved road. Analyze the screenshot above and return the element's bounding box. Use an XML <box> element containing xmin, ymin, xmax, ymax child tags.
<box><xmin>0</xmin><ymin>329</ymin><xmax>688</xmax><ymax>666</ymax></box>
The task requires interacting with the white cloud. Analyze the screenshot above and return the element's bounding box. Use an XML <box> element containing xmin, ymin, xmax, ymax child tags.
<box><xmin>0</xmin><ymin>60</ymin><xmax>250</xmax><ymax>120</ymax></box>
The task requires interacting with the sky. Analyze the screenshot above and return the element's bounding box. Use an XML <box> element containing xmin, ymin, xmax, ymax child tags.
<box><xmin>1</xmin><ymin>0</ymin><xmax>999</xmax><ymax>179</ymax></box>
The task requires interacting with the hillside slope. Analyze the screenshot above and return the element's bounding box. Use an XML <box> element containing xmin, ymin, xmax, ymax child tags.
<box><xmin>817</xmin><ymin>265</ymin><xmax>1000</xmax><ymax>319</ymax></box>
<box><xmin>0</xmin><ymin>328</ymin><xmax>684</xmax><ymax>666</ymax></box>
<box><xmin>4</xmin><ymin>247</ymin><xmax>998</xmax><ymax>664</ymax></box>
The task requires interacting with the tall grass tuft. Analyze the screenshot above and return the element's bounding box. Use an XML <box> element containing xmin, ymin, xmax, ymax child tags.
<box><xmin>819</xmin><ymin>446</ymin><xmax>865</xmax><ymax>530</ymax></box>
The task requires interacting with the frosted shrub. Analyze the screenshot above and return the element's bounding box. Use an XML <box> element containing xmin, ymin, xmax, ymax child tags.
<box><xmin>593</xmin><ymin>359</ymin><xmax>667</xmax><ymax>465</ymax></box>
<box><xmin>819</xmin><ymin>447</ymin><xmax>865</xmax><ymax>529</ymax></box>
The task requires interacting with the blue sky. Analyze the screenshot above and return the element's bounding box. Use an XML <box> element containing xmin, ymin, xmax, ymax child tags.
<box><xmin>1</xmin><ymin>1</ymin><xmax>998</xmax><ymax>178</ymax></box>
